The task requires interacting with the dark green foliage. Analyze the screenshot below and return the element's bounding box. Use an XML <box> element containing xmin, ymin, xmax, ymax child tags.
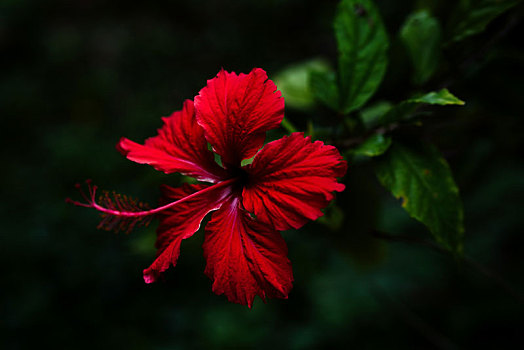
<box><xmin>324</xmin><ymin>0</ymin><xmax>467</xmax><ymax>253</ymax></box>
<box><xmin>377</xmin><ymin>89</ymin><xmax>465</xmax><ymax>126</ymax></box>
<box><xmin>400</xmin><ymin>10</ymin><xmax>442</xmax><ymax>84</ymax></box>
<box><xmin>310</xmin><ymin>69</ymin><xmax>340</xmax><ymax>111</ymax></box>
<box><xmin>448</xmin><ymin>0</ymin><xmax>522</xmax><ymax>43</ymax></box>
<box><xmin>352</xmin><ymin>134</ymin><xmax>392</xmax><ymax>157</ymax></box>
<box><xmin>376</xmin><ymin>142</ymin><xmax>464</xmax><ymax>253</ymax></box>
<box><xmin>333</xmin><ymin>0</ymin><xmax>389</xmax><ymax>113</ymax></box>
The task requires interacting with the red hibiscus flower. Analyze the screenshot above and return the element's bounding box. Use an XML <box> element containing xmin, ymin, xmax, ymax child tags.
<box><xmin>69</xmin><ymin>68</ymin><xmax>347</xmax><ymax>307</ymax></box>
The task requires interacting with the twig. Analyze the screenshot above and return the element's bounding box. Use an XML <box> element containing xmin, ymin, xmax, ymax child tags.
<box><xmin>371</xmin><ymin>230</ymin><xmax>524</xmax><ymax>304</ymax></box>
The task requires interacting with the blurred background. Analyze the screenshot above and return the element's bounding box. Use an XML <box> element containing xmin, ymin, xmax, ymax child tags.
<box><xmin>1</xmin><ymin>0</ymin><xmax>523</xmax><ymax>348</ymax></box>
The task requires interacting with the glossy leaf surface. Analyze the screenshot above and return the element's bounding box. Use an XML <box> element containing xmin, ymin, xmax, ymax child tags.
<box><xmin>380</xmin><ymin>89</ymin><xmax>464</xmax><ymax>125</ymax></box>
<box><xmin>335</xmin><ymin>0</ymin><xmax>389</xmax><ymax>113</ymax></box>
<box><xmin>353</xmin><ymin>133</ymin><xmax>392</xmax><ymax>157</ymax></box>
<box><xmin>376</xmin><ymin>142</ymin><xmax>464</xmax><ymax>253</ymax></box>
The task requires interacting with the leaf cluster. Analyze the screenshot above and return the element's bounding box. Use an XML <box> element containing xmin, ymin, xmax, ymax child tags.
<box><xmin>275</xmin><ymin>0</ymin><xmax>521</xmax><ymax>255</ymax></box>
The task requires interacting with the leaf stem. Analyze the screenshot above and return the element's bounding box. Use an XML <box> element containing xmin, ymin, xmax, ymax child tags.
<box><xmin>281</xmin><ymin>117</ymin><xmax>298</xmax><ymax>133</ymax></box>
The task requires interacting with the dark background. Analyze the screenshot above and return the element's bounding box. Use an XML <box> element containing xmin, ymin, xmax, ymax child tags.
<box><xmin>1</xmin><ymin>0</ymin><xmax>523</xmax><ymax>348</ymax></box>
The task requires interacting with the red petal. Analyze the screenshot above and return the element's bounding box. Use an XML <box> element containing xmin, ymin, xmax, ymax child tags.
<box><xmin>117</xmin><ymin>100</ymin><xmax>227</xmax><ymax>182</ymax></box>
<box><xmin>143</xmin><ymin>183</ymin><xmax>231</xmax><ymax>283</ymax></box>
<box><xmin>243</xmin><ymin>132</ymin><xmax>347</xmax><ymax>231</ymax></box>
<box><xmin>194</xmin><ymin>68</ymin><xmax>285</xmax><ymax>168</ymax></box>
<box><xmin>203</xmin><ymin>196</ymin><xmax>293</xmax><ymax>307</ymax></box>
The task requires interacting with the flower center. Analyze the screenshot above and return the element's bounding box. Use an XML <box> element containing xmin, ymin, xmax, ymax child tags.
<box><xmin>230</xmin><ymin>166</ymin><xmax>250</xmax><ymax>190</ymax></box>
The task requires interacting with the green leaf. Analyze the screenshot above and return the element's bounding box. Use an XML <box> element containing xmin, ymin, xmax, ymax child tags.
<box><xmin>335</xmin><ymin>0</ymin><xmax>389</xmax><ymax>113</ymax></box>
<box><xmin>360</xmin><ymin>100</ymin><xmax>393</xmax><ymax>129</ymax></box>
<box><xmin>310</xmin><ymin>69</ymin><xmax>339</xmax><ymax>111</ymax></box>
<box><xmin>274</xmin><ymin>59</ymin><xmax>332</xmax><ymax>110</ymax></box>
<box><xmin>380</xmin><ymin>88</ymin><xmax>464</xmax><ymax>125</ymax></box>
<box><xmin>353</xmin><ymin>133</ymin><xmax>392</xmax><ymax>157</ymax></box>
<box><xmin>408</xmin><ymin>89</ymin><xmax>465</xmax><ymax>105</ymax></box>
<box><xmin>448</xmin><ymin>0</ymin><xmax>521</xmax><ymax>43</ymax></box>
<box><xmin>375</xmin><ymin>142</ymin><xmax>464</xmax><ymax>253</ymax></box>
<box><xmin>400</xmin><ymin>10</ymin><xmax>442</xmax><ymax>85</ymax></box>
